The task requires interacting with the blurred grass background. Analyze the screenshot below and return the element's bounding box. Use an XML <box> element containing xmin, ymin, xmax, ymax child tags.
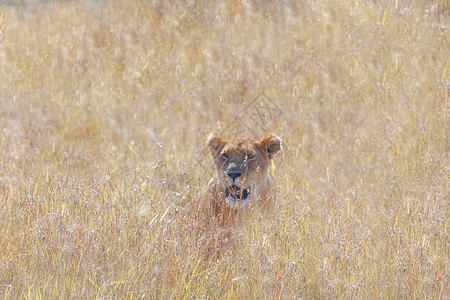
<box><xmin>0</xmin><ymin>0</ymin><xmax>448</xmax><ymax>298</ymax></box>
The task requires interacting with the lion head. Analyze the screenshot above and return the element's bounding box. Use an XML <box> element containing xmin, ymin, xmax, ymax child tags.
<box><xmin>207</xmin><ymin>133</ymin><xmax>282</xmax><ymax>208</ymax></box>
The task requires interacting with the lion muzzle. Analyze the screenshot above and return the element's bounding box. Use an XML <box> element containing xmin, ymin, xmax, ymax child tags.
<box><xmin>225</xmin><ymin>184</ymin><xmax>250</xmax><ymax>201</ymax></box>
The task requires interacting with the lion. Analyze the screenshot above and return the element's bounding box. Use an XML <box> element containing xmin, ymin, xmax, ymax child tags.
<box><xmin>199</xmin><ymin>133</ymin><xmax>282</xmax><ymax>225</ymax></box>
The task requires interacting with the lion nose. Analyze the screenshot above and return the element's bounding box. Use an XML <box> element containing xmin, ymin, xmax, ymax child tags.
<box><xmin>227</xmin><ymin>170</ymin><xmax>242</xmax><ymax>181</ymax></box>
<box><xmin>226</xmin><ymin>163</ymin><xmax>242</xmax><ymax>181</ymax></box>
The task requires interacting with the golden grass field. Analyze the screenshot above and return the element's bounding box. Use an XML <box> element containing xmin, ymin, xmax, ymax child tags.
<box><xmin>0</xmin><ymin>0</ymin><xmax>448</xmax><ymax>298</ymax></box>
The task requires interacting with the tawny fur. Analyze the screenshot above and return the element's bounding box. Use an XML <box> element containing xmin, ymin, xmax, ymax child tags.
<box><xmin>199</xmin><ymin>133</ymin><xmax>282</xmax><ymax>226</ymax></box>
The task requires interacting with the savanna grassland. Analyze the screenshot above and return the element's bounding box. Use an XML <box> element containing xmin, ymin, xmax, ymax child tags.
<box><xmin>0</xmin><ymin>0</ymin><xmax>448</xmax><ymax>298</ymax></box>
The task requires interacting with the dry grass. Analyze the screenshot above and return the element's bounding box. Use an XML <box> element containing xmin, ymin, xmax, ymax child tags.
<box><xmin>0</xmin><ymin>0</ymin><xmax>448</xmax><ymax>298</ymax></box>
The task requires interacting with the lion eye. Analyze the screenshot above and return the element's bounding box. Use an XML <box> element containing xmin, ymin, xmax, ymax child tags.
<box><xmin>247</xmin><ymin>153</ymin><xmax>255</xmax><ymax>160</ymax></box>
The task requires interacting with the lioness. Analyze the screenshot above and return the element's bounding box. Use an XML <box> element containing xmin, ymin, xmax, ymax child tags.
<box><xmin>201</xmin><ymin>133</ymin><xmax>282</xmax><ymax>224</ymax></box>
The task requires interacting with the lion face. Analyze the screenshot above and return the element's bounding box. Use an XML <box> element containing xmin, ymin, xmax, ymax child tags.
<box><xmin>207</xmin><ymin>133</ymin><xmax>281</xmax><ymax>208</ymax></box>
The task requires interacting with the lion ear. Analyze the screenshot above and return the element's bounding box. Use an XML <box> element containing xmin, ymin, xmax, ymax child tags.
<box><xmin>256</xmin><ymin>134</ymin><xmax>282</xmax><ymax>159</ymax></box>
<box><xmin>207</xmin><ymin>133</ymin><xmax>227</xmax><ymax>159</ymax></box>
